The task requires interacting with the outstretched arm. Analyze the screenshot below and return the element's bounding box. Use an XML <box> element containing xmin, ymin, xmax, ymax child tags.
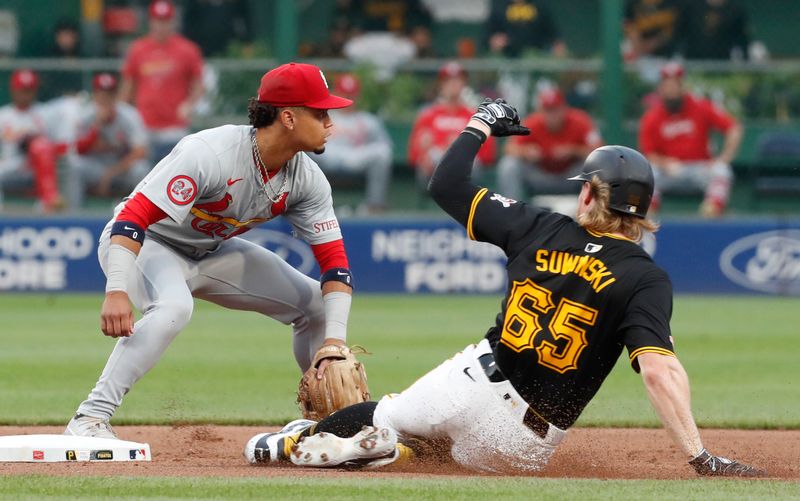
<box><xmin>638</xmin><ymin>352</ymin><xmax>765</xmax><ymax>477</ymax></box>
<box><xmin>638</xmin><ymin>352</ymin><xmax>703</xmax><ymax>457</ymax></box>
<box><xmin>429</xmin><ymin>99</ymin><xmax>529</xmax><ymax>225</ymax></box>
<box><xmin>427</xmin><ymin>120</ymin><xmax>490</xmax><ymax>226</ymax></box>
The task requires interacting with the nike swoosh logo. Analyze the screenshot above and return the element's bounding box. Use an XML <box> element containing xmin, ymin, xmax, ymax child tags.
<box><xmin>123</xmin><ymin>226</ymin><xmax>136</xmax><ymax>231</ymax></box>
<box><xmin>227</xmin><ymin>178</ymin><xmax>243</xmax><ymax>186</ymax></box>
<box><xmin>463</xmin><ymin>367</ymin><xmax>475</xmax><ymax>382</ymax></box>
<box><xmin>337</xmin><ymin>271</ymin><xmax>348</xmax><ymax>276</ymax></box>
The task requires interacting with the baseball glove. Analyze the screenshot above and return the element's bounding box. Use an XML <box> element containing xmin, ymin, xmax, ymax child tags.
<box><xmin>297</xmin><ymin>344</ymin><xmax>370</xmax><ymax>420</ymax></box>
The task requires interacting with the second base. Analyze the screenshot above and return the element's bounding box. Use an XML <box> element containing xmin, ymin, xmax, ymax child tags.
<box><xmin>0</xmin><ymin>434</ymin><xmax>151</xmax><ymax>462</ymax></box>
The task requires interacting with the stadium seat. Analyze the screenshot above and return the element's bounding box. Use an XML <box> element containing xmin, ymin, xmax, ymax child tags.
<box><xmin>750</xmin><ymin>131</ymin><xmax>800</xmax><ymax>208</ymax></box>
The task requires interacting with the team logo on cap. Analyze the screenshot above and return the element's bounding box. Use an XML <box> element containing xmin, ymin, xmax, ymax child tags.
<box><xmin>319</xmin><ymin>69</ymin><xmax>329</xmax><ymax>88</ymax></box>
<box><xmin>167</xmin><ymin>175</ymin><xmax>197</xmax><ymax>206</ymax></box>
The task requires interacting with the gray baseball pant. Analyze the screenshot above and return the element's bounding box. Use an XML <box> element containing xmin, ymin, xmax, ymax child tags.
<box><xmin>75</xmin><ymin>223</ymin><xmax>326</xmax><ymax>420</ymax></box>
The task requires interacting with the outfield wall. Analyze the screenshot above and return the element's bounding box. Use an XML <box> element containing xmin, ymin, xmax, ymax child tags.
<box><xmin>1</xmin><ymin>217</ymin><xmax>798</xmax><ymax>296</ymax></box>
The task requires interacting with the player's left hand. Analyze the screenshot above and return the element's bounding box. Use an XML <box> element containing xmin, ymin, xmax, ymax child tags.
<box><xmin>688</xmin><ymin>449</ymin><xmax>767</xmax><ymax>477</ymax></box>
<box><xmin>316</xmin><ymin>338</ymin><xmax>346</xmax><ymax>379</ymax></box>
<box><xmin>471</xmin><ymin>98</ymin><xmax>530</xmax><ymax>137</ymax></box>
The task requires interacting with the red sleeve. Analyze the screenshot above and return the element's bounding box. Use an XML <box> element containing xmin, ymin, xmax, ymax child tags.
<box><xmin>76</xmin><ymin>127</ymin><xmax>100</xmax><ymax>155</ymax></box>
<box><xmin>407</xmin><ymin>109</ymin><xmax>432</xmax><ymax>165</ymax></box>
<box><xmin>638</xmin><ymin>111</ymin><xmax>660</xmax><ymax>155</ymax></box>
<box><xmin>704</xmin><ymin>100</ymin><xmax>736</xmax><ymax>132</ymax></box>
<box><xmin>121</xmin><ymin>43</ymin><xmax>139</xmax><ymax>79</ymax></box>
<box><xmin>576</xmin><ymin>112</ymin><xmax>602</xmax><ymax>146</ymax></box>
<box><xmin>116</xmin><ymin>192</ymin><xmax>168</xmax><ymax>229</ymax></box>
<box><xmin>311</xmin><ymin>239</ymin><xmax>350</xmax><ymax>273</ymax></box>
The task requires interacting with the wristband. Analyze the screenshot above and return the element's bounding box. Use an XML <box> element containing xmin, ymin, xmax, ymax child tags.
<box><xmin>323</xmin><ymin>291</ymin><xmax>351</xmax><ymax>342</ymax></box>
<box><xmin>111</xmin><ymin>221</ymin><xmax>146</xmax><ymax>244</ymax></box>
<box><xmin>320</xmin><ymin>267</ymin><xmax>353</xmax><ymax>288</ymax></box>
<box><xmin>463</xmin><ymin>126</ymin><xmax>487</xmax><ymax>143</ymax></box>
<box><xmin>105</xmin><ymin>244</ymin><xmax>137</xmax><ymax>293</ymax></box>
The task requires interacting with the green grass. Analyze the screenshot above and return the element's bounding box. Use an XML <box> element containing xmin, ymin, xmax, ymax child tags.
<box><xmin>0</xmin><ymin>294</ymin><xmax>798</xmax><ymax>428</ymax></box>
<box><xmin>0</xmin><ymin>475</ymin><xmax>797</xmax><ymax>500</ymax></box>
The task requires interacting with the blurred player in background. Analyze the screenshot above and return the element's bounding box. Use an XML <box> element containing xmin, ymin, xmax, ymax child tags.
<box><xmin>120</xmin><ymin>0</ymin><xmax>204</xmax><ymax>165</ymax></box>
<box><xmin>639</xmin><ymin>62</ymin><xmax>742</xmax><ymax>217</ymax></box>
<box><xmin>408</xmin><ymin>61</ymin><xmax>496</xmax><ymax>192</ymax></box>
<box><xmin>497</xmin><ymin>87</ymin><xmax>602</xmax><ymax>200</ymax></box>
<box><xmin>487</xmin><ymin>0</ymin><xmax>566</xmax><ymax>58</ymax></box>
<box><xmin>623</xmin><ymin>0</ymin><xmax>687</xmax><ymax>60</ymax></box>
<box><xmin>310</xmin><ymin>74</ymin><xmax>393</xmax><ymax>214</ymax></box>
<box><xmin>67</xmin><ymin>73</ymin><xmax>150</xmax><ymax>209</ymax></box>
<box><xmin>0</xmin><ymin>69</ymin><xmax>64</xmax><ymax>212</ymax></box>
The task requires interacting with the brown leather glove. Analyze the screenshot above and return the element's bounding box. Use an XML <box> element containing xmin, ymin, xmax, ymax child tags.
<box><xmin>297</xmin><ymin>345</ymin><xmax>370</xmax><ymax>421</ymax></box>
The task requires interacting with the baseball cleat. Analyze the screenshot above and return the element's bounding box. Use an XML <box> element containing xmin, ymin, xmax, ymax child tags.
<box><xmin>290</xmin><ymin>426</ymin><xmax>397</xmax><ymax>467</ymax></box>
<box><xmin>244</xmin><ymin>419</ymin><xmax>316</xmax><ymax>464</ymax></box>
<box><xmin>64</xmin><ymin>413</ymin><xmax>118</xmax><ymax>439</ymax></box>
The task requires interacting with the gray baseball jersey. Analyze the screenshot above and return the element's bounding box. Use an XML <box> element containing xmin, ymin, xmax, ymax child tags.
<box><xmin>115</xmin><ymin>124</ymin><xmax>342</xmax><ymax>258</ymax></box>
<box><xmin>0</xmin><ymin>103</ymin><xmax>47</xmax><ymax>172</ymax></box>
<box><xmin>77</xmin><ymin>102</ymin><xmax>148</xmax><ymax>165</ymax></box>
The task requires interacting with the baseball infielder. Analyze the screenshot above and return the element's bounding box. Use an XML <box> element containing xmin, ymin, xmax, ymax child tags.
<box><xmin>247</xmin><ymin>99</ymin><xmax>764</xmax><ymax>478</ymax></box>
<box><xmin>65</xmin><ymin>63</ymin><xmax>356</xmax><ymax>439</ymax></box>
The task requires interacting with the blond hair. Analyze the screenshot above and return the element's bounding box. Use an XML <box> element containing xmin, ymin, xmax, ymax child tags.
<box><xmin>576</xmin><ymin>176</ymin><xmax>659</xmax><ymax>242</ymax></box>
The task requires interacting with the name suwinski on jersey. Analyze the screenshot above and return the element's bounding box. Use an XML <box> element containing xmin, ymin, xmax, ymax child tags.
<box><xmin>534</xmin><ymin>249</ymin><xmax>616</xmax><ymax>293</ymax></box>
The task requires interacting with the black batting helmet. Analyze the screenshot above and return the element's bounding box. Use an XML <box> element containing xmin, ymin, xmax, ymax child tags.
<box><xmin>567</xmin><ymin>145</ymin><xmax>654</xmax><ymax>218</ymax></box>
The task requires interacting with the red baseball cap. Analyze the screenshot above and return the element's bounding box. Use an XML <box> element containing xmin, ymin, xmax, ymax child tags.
<box><xmin>660</xmin><ymin>62</ymin><xmax>685</xmax><ymax>80</ymax></box>
<box><xmin>149</xmin><ymin>0</ymin><xmax>175</xmax><ymax>20</ymax></box>
<box><xmin>335</xmin><ymin>74</ymin><xmax>360</xmax><ymax>97</ymax></box>
<box><xmin>93</xmin><ymin>72</ymin><xmax>118</xmax><ymax>91</ymax></box>
<box><xmin>10</xmin><ymin>69</ymin><xmax>39</xmax><ymax>90</ymax></box>
<box><xmin>438</xmin><ymin>61</ymin><xmax>467</xmax><ymax>80</ymax></box>
<box><xmin>257</xmin><ymin>63</ymin><xmax>352</xmax><ymax>109</ymax></box>
<box><xmin>538</xmin><ymin>88</ymin><xmax>565</xmax><ymax>109</ymax></box>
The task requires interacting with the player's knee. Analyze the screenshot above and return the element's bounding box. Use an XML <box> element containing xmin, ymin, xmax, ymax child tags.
<box><xmin>155</xmin><ymin>296</ymin><xmax>194</xmax><ymax>330</ymax></box>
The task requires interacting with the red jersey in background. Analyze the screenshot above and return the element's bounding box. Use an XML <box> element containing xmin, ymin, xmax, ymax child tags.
<box><xmin>510</xmin><ymin>108</ymin><xmax>601</xmax><ymax>173</ymax></box>
<box><xmin>408</xmin><ymin>103</ymin><xmax>496</xmax><ymax>170</ymax></box>
<box><xmin>639</xmin><ymin>93</ymin><xmax>736</xmax><ymax>161</ymax></box>
<box><xmin>122</xmin><ymin>34</ymin><xmax>203</xmax><ymax>130</ymax></box>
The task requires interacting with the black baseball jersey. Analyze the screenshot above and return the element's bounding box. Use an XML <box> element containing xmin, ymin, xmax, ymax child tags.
<box><xmin>467</xmin><ymin>188</ymin><xmax>675</xmax><ymax>430</ymax></box>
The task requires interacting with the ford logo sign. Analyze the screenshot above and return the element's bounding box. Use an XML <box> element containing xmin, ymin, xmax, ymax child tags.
<box><xmin>240</xmin><ymin>229</ymin><xmax>316</xmax><ymax>275</ymax></box>
<box><xmin>719</xmin><ymin>230</ymin><xmax>800</xmax><ymax>295</ymax></box>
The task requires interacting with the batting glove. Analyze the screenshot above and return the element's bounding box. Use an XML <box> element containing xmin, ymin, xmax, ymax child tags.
<box><xmin>471</xmin><ymin>98</ymin><xmax>530</xmax><ymax>137</ymax></box>
<box><xmin>688</xmin><ymin>448</ymin><xmax>766</xmax><ymax>477</ymax></box>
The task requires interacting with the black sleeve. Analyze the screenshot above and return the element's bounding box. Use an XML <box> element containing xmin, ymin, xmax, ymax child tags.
<box><xmin>620</xmin><ymin>267</ymin><xmax>675</xmax><ymax>373</ymax></box>
<box><xmin>427</xmin><ymin>130</ymin><xmax>485</xmax><ymax>227</ymax></box>
<box><xmin>429</xmin><ymin>129</ymin><xmax>565</xmax><ymax>257</ymax></box>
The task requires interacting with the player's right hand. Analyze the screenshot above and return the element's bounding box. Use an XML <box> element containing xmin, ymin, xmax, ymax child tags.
<box><xmin>101</xmin><ymin>291</ymin><xmax>135</xmax><ymax>338</ymax></box>
<box><xmin>688</xmin><ymin>448</ymin><xmax>766</xmax><ymax>477</ymax></box>
<box><xmin>471</xmin><ymin>98</ymin><xmax>530</xmax><ymax>137</ymax></box>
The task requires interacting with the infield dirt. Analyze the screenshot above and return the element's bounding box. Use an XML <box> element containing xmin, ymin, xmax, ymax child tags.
<box><xmin>1</xmin><ymin>426</ymin><xmax>797</xmax><ymax>480</ymax></box>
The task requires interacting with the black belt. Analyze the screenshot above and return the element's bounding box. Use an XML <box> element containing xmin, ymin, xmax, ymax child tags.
<box><xmin>477</xmin><ymin>352</ymin><xmax>551</xmax><ymax>440</ymax></box>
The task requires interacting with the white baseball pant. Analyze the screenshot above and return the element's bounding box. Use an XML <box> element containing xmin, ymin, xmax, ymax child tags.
<box><xmin>373</xmin><ymin>339</ymin><xmax>566</xmax><ymax>474</ymax></box>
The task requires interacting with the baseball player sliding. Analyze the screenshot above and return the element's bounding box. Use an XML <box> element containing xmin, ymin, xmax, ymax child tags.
<box><xmin>246</xmin><ymin>99</ymin><xmax>765</xmax><ymax>477</ymax></box>
<box><xmin>65</xmin><ymin>63</ymin><xmax>361</xmax><ymax>439</ymax></box>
